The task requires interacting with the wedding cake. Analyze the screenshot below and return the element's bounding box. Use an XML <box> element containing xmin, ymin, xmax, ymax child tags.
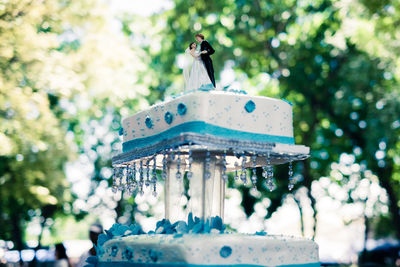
<box><xmin>85</xmin><ymin>87</ymin><xmax>320</xmax><ymax>267</ymax></box>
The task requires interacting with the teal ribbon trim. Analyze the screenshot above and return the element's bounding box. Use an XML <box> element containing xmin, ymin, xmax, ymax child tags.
<box><xmin>97</xmin><ymin>262</ymin><xmax>320</xmax><ymax>267</ymax></box>
<box><xmin>122</xmin><ymin>121</ymin><xmax>295</xmax><ymax>153</ymax></box>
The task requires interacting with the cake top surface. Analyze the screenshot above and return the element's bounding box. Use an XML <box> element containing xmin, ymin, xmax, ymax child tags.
<box><xmin>122</xmin><ymin>88</ymin><xmax>292</xmax><ymax>122</ymax></box>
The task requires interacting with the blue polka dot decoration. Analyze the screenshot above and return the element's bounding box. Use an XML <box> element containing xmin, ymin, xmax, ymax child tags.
<box><xmin>164</xmin><ymin>112</ymin><xmax>174</xmax><ymax>124</ymax></box>
<box><xmin>177</xmin><ymin>103</ymin><xmax>187</xmax><ymax>115</ymax></box>
<box><xmin>145</xmin><ymin>116</ymin><xmax>153</xmax><ymax>129</ymax></box>
<box><xmin>219</xmin><ymin>246</ymin><xmax>232</xmax><ymax>258</ymax></box>
<box><xmin>244</xmin><ymin>100</ymin><xmax>256</xmax><ymax>113</ymax></box>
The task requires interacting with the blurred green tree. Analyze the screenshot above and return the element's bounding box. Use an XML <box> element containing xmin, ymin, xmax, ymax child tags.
<box><xmin>0</xmin><ymin>0</ymin><xmax>153</xmax><ymax>248</ymax></box>
<box><xmin>0</xmin><ymin>0</ymin><xmax>76</xmax><ymax>249</ymax></box>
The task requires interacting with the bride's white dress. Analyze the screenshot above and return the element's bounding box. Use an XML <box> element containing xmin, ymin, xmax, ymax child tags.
<box><xmin>183</xmin><ymin>49</ymin><xmax>212</xmax><ymax>91</ymax></box>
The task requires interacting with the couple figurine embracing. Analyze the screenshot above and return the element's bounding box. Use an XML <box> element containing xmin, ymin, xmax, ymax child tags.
<box><xmin>183</xmin><ymin>33</ymin><xmax>216</xmax><ymax>91</ymax></box>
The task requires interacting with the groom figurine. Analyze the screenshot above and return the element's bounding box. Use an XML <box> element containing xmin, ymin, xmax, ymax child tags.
<box><xmin>195</xmin><ymin>33</ymin><xmax>215</xmax><ymax>87</ymax></box>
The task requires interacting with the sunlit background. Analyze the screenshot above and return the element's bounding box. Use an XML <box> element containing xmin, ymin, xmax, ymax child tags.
<box><xmin>1</xmin><ymin>0</ymin><xmax>399</xmax><ymax>266</ymax></box>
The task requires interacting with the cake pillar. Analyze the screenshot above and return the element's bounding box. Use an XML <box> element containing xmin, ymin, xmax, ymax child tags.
<box><xmin>164</xmin><ymin>161</ymin><xmax>184</xmax><ymax>222</ymax></box>
<box><xmin>188</xmin><ymin>153</ymin><xmax>225</xmax><ymax>221</ymax></box>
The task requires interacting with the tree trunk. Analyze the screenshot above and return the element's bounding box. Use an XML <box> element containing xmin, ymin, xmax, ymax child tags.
<box><xmin>378</xmin><ymin>167</ymin><xmax>400</xmax><ymax>239</ymax></box>
<box><xmin>10</xmin><ymin>198</ymin><xmax>24</xmax><ymax>251</ymax></box>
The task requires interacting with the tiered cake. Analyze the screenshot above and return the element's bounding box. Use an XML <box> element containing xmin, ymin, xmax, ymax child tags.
<box><xmin>85</xmin><ymin>88</ymin><xmax>319</xmax><ymax>267</ymax></box>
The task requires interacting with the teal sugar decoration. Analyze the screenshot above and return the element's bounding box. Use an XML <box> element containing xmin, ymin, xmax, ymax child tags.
<box><xmin>244</xmin><ymin>100</ymin><xmax>256</xmax><ymax>113</ymax></box>
<box><xmin>145</xmin><ymin>116</ymin><xmax>153</xmax><ymax>128</ymax></box>
<box><xmin>282</xmin><ymin>98</ymin><xmax>293</xmax><ymax>106</ymax></box>
<box><xmin>177</xmin><ymin>103</ymin><xmax>187</xmax><ymax>115</ymax></box>
<box><xmin>219</xmin><ymin>246</ymin><xmax>232</xmax><ymax>258</ymax></box>
<box><xmin>164</xmin><ymin>112</ymin><xmax>174</xmax><ymax>124</ymax></box>
<box><xmin>111</xmin><ymin>245</ymin><xmax>119</xmax><ymax>257</ymax></box>
<box><xmin>122</xmin><ymin>248</ymin><xmax>134</xmax><ymax>261</ymax></box>
<box><xmin>118</xmin><ymin>127</ymin><xmax>124</xmax><ymax>136</ymax></box>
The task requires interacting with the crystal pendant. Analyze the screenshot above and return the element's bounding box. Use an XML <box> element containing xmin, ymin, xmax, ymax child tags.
<box><xmin>221</xmin><ymin>152</ymin><xmax>228</xmax><ymax>182</ymax></box>
<box><xmin>112</xmin><ymin>167</ymin><xmax>119</xmax><ymax>193</ymax></box>
<box><xmin>139</xmin><ymin>161</ymin><xmax>144</xmax><ymax>195</ymax></box>
<box><xmin>152</xmin><ymin>158</ymin><xmax>157</xmax><ymax>184</ymax></box>
<box><xmin>132</xmin><ymin>162</ymin><xmax>137</xmax><ymax>184</ymax></box>
<box><xmin>125</xmin><ymin>165</ymin><xmax>132</xmax><ymax>195</ymax></box>
<box><xmin>162</xmin><ymin>151</ymin><xmax>167</xmax><ymax>179</ymax></box>
<box><xmin>119</xmin><ymin>167</ymin><xmax>126</xmax><ymax>191</ymax></box>
<box><xmin>205</xmin><ymin>151</ymin><xmax>211</xmax><ymax>179</ymax></box>
<box><xmin>288</xmin><ymin>161</ymin><xmax>295</xmax><ymax>191</ymax></box>
<box><xmin>234</xmin><ymin>161</ymin><xmax>239</xmax><ymax>180</ymax></box>
<box><xmin>264</xmin><ymin>153</ymin><xmax>276</xmax><ymax>192</ymax></box>
<box><xmin>152</xmin><ymin>158</ymin><xmax>158</xmax><ymax>197</ymax></box>
<box><xmin>240</xmin><ymin>155</ymin><xmax>247</xmax><ymax>184</ymax></box>
<box><xmin>187</xmin><ymin>148</ymin><xmax>193</xmax><ymax>179</ymax></box>
<box><xmin>129</xmin><ymin>163</ymin><xmax>137</xmax><ymax>193</ymax></box>
<box><xmin>176</xmin><ymin>151</ymin><xmax>182</xmax><ymax>179</ymax></box>
<box><xmin>152</xmin><ymin>183</ymin><xmax>158</xmax><ymax>197</ymax></box>
<box><xmin>251</xmin><ymin>155</ymin><xmax>257</xmax><ymax>187</ymax></box>
<box><xmin>145</xmin><ymin>159</ymin><xmax>151</xmax><ymax>187</ymax></box>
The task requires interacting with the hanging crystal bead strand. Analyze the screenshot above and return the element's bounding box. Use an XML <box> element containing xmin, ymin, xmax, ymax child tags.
<box><xmin>187</xmin><ymin>148</ymin><xmax>193</xmax><ymax>179</ymax></box>
<box><xmin>130</xmin><ymin>162</ymin><xmax>137</xmax><ymax>194</ymax></box>
<box><xmin>234</xmin><ymin>161</ymin><xmax>239</xmax><ymax>180</ymax></box>
<box><xmin>152</xmin><ymin>158</ymin><xmax>158</xmax><ymax>196</ymax></box>
<box><xmin>288</xmin><ymin>160</ymin><xmax>295</xmax><ymax>191</ymax></box>
<box><xmin>233</xmin><ymin>152</ymin><xmax>239</xmax><ymax>180</ymax></box>
<box><xmin>221</xmin><ymin>152</ymin><xmax>228</xmax><ymax>182</ymax></box>
<box><xmin>176</xmin><ymin>151</ymin><xmax>182</xmax><ymax>179</ymax></box>
<box><xmin>264</xmin><ymin>153</ymin><xmax>276</xmax><ymax>192</ymax></box>
<box><xmin>145</xmin><ymin>159</ymin><xmax>151</xmax><ymax>187</ymax></box>
<box><xmin>205</xmin><ymin>151</ymin><xmax>211</xmax><ymax>179</ymax></box>
<box><xmin>139</xmin><ymin>160</ymin><xmax>144</xmax><ymax>195</ymax></box>
<box><xmin>162</xmin><ymin>151</ymin><xmax>167</xmax><ymax>179</ymax></box>
<box><xmin>119</xmin><ymin>166</ymin><xmax>126</xmax><ymax>191</ymax></box>
<box><xmin>112</xmin><ymin>166</ymin><xmax>119</xmax><ymax>193</ymax></box>
<box><xmin>240</xmin><ymin>155</ymin><xmax>247</xmax><ymax>184</ymax></box>
<box><xmin>125</xmin><ymin>164</ymin><xmax>132</xmax><ymax>195</ymax></box>
<box><xmin>117</xmin><ymin>167</ymin><xmax>123</xmax><ymax>191</ymax></box>
<box><xmin>251</xmin><ymin>154</ymin><xmax>257</xmax><ymax>189</ymax></box>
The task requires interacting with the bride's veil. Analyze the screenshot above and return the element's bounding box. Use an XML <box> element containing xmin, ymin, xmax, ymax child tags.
<box><xmin>183</xmin><ymin>47</ymin><xmax>193</xmax><ymax>91</ymax></box>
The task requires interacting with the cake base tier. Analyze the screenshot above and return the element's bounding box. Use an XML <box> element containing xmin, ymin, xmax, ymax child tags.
<box><xmin>97</xmin><ymin>233</ymin><xmax>319</xmax><ymax>267</ymax></box>
<box><xmin>96</xmin><ymin>262</ymin><xmax>320</xmax><ymax>267</ymax></box>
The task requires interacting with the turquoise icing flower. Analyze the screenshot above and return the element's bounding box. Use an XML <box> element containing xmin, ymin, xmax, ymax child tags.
<box><xmin>145</xmin><ymin>116</ymin><xmax>153</xmax><ymax>128</ymax></box>
<box><xmin>164</xmin><ymin>112</ymin><xmax>173</xmax><ymax>124</ymax></box>
<box><xmin>107</xmin><ymin>224</ymin><xmax>130</xmax><ymax>237</ymax></box>
<box><xmin>177</xmin><ymin>103</ymin><xmax>187</xmax><ymax>115</ymax></box>
<box><xmin>244</xmin><ymin>100</ymin><xmax>256</xmax><ymax>113</ymax></box>
<box><xmin>84</xmin><ymin>255</ymin><xmax>98</xmax><ymax>267</ymax></box>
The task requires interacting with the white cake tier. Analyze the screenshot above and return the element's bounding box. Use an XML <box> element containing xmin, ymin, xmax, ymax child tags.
<box><xmin>121</xmin><ymin>90</ymin><xmax>295</xmax><ymax>154</ymax></box>
<box><xmin>98</xmin><ymin>233</ymin><xmax>320</xmax><ymax>266</ymax></box>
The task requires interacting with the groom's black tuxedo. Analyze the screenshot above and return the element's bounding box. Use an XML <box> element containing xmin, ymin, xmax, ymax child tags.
<box><xmin>200</xmin><ymin>40</ymin><xmax>215</xmax><ymax>87</ymax></box>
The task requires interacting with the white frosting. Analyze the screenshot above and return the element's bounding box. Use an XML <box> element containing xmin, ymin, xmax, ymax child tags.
<box><xmin>122</xmin><ymin>91</ymin><xmax>294</xmax><ymax>145</ymax></box>
<box><xmin>99</xmin><ymin>233</ymin><xmax>319</xmax><ymax>265</ymax></box>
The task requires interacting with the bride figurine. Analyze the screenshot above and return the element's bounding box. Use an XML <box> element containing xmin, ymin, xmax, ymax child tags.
<box><xmin>183</xmin><ymin>42</ymin><xmax>214</xmax><ymax>91</ymax></box>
